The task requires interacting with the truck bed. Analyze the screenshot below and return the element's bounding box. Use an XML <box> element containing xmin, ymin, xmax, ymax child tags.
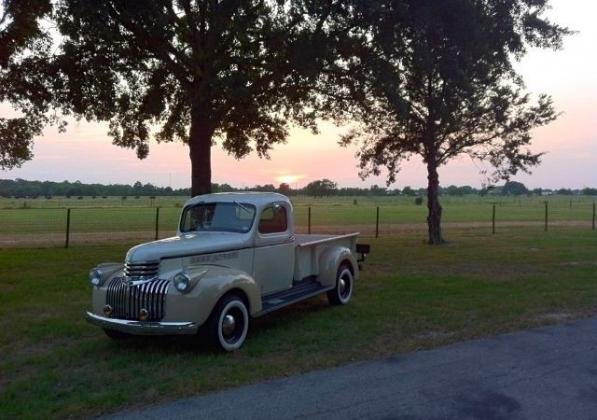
<box><xmin>293</xmin><ymin>233</ymin><xmax>359</xmax><ymax>281</ymax></box>
<box><xmin>295</xmin><ymin>233</ymin><xmax>359</xmax><ymax>248</ymax></box>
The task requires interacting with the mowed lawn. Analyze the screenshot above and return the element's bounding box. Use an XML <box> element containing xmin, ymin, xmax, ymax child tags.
<box><xmin>1</xmin><ymin>227</ymin><xmax>597</xmax><ymax>418</ymax></box>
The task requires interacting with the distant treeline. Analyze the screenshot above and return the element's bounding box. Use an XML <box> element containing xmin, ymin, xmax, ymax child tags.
<box><xmin>0</xmin><ymin>179</ymin><xmax>190</xmax><ymax>198</ymax></box>
<box><xmin>1</xmin><ymin>178</ymin><xmax>596</xmax><ymax>198</ymax></box>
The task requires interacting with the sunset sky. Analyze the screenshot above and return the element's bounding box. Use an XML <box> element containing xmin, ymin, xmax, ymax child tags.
<box><xmin>1</xmin><ymin>0</ymin><xmax>595</xmax><ymax>190</ymax></box>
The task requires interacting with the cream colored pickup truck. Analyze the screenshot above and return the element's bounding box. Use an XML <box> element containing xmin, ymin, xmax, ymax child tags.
<box><xmin>86</xmin><ymin>192</ymin><xmax>369</xmax><ymax>351</ymax></box>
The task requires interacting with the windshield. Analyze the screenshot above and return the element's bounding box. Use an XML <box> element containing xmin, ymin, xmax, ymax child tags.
<box><xmin>180</xmin><ymin>202</ymin><xmax>256</xmax><ymax>233</ymax></box>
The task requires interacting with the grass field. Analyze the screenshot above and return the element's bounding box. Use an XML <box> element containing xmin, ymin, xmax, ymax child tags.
<box><xmin>1</xmin><ymin>227</ymin><xmax>597</xmax><ymax>418</ymax></box>
<box><xmin>0</xmin><ymin>195</ymin><xmax>595</xmax><ymax>246</ymax></box>
<box><xmin>1</xmin><ymin>193</ymin><xmax>595</xmax><ymax>211</ymax></box>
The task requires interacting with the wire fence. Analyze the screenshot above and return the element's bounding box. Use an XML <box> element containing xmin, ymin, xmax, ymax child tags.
<box><xmin>0</xmin><ymin>199</ymin><xmax>595</xmax><ymax>248</ymax></box>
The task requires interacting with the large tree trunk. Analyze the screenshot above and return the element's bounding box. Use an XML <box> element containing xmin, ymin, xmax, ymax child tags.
<box><xmin>189</xmin><ymin>110</ymin><xmax>214</xmax><ymax>197</ymax></box>
<box><xmin>426</xmin><ymin>157</ymin><xmax>444</xmax><ymax>245</ymax></box>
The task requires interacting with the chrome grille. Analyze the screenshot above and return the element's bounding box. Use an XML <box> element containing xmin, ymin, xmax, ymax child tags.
<box><xmin>106</xmin><ymin>277</ymin><xmax>170</xmax><ymax>321</ymax></box>
<box><xmin>124</xmin><ymin>261</ymin><xmax>159</xmax><ymax>278</ymax></box>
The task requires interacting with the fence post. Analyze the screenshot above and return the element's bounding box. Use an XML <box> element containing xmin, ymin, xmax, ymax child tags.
<box><xmin>375</xmin><ymin>206</ymin><xmax>380</xmax><ymax>238</ymax></box>
<box><xmin>65</xmin><ymin>208</ymin><xmax>71</xmax><ymax>248</ymax></box>
<box><xmin>155</xmin><ymin>207</ymin><xmax>160</xmax><ymax>240</ymax></box>
<box><xmin>592</xmin><ymin>202</ymin><xmax>596</xmax><ymax>231</ymax></box>
<box><xmin>492</xmin><ymin>203</ymin><xmax>496</xmax><ymax>234</ymax></box>
<box><xmin>544</xmin><ymin>201</ymin><xmax>548</xmax><ymax>232</ymax></box>
<box><xmin>308</xmin><ymin>206</ymin><xmax>311</xmax><ymax>234</ymax></box>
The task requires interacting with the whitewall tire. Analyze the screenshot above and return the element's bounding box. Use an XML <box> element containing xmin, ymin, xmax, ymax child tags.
<box><xmin>208</xmin><ymin>294</ymin><xmax>249</xmax><ymax>352</ymax></box>
<box><xmin>327</xmin><ymin>264</ymin><xmax>354</xmax><ymax>305</ymax></box>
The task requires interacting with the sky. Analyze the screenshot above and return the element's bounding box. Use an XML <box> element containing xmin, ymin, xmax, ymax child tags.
<box><xmin>1</xmin><ymin>0</ymin><xmax>596</xmax><ymax>190</ymax></box>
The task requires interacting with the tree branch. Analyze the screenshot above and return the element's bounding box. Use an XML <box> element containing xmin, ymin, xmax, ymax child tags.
<box><xmin>106</xmin><ymin>2</ymin><xmax>193</xmax><ymax>88</ymax></box>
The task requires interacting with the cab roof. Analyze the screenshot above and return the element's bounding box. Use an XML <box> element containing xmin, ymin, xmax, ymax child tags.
<box><xmin>184</xmin><ymin>192</ymin><xmax>291</xmax><ymax>208</ymax></box>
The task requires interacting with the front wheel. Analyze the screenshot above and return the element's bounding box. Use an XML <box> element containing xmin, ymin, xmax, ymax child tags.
<box><xmin>207</xmin><ymin>294</ymin><xmax>249</xmax><ymax>352</ymax></box>
<box><xmin>327</xmin><ymin>264</ymin><xmax>354</xmax><ymax>305</ymax></box>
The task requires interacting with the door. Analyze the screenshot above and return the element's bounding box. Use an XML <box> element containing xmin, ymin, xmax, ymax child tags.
<box><xmin>253</xmin><ymin>203</ymin><xmax>295</xmax><ymax>295</ymax></box>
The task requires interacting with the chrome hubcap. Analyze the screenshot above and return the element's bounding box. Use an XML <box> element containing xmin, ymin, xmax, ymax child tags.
<box><xmin>218</xmin><ymin>300</ymin><xmax>249</xmax><ymax>350</ymax></box>
<box><xmin>338</xmin><ymin>278</ymin><xmax>347</xmax><ymax>295</ymax></box>
<box><xmin>338</xmin><ymin>269</ymin><xmax>352</xmax><ymax>300</ymax></box>
<box><xmin>222</xmin><ymin>314</ymin><xmax>236</xmax><ymax>337</ymax></box>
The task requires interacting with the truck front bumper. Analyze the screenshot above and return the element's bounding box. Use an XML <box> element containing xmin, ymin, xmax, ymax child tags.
<box><xmin>86</xmin><ymin>312</ymin><xmax>198</xmax><ymax>335</ymax></box>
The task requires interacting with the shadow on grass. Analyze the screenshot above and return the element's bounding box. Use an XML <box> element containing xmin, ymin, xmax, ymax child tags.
<box><xmin>101</xmin><ymin>296</ymin><xmax>333</xmax><ymax>354</ymax></box>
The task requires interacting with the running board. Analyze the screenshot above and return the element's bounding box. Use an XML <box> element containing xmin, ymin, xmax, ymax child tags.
<box><xmin>256</xmin><ymin>279</ymin><xmax>334</xmax><ymax>317</ymax></box>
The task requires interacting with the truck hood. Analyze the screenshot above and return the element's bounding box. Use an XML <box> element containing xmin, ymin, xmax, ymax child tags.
<box><xmin>125</xmin><ymin>232</ymin><xmax>253</xmax><ymax>262</ymax></box>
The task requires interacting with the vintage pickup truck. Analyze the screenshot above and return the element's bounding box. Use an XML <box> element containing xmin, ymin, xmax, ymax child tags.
<box><xmin>86</xmin><ymin>192</ymin><xmax>369</xmax><ymax>351</ymax></box>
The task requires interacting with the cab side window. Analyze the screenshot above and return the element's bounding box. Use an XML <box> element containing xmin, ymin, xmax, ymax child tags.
<box><xmin>258</xmin><ymin>205</ymin><xmax>288</xmax><ymax>234</ymax></box>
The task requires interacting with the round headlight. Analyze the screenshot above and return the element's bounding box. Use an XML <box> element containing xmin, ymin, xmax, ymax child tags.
<box><xmin>173</xmin><ymin>272</ymin><xmax>190</xmax><ymax>293</ymax></box>
<box><xmin>89</xmin><ymin>269</ymin><xmax>102</xmax><ymax>286</ymax></box>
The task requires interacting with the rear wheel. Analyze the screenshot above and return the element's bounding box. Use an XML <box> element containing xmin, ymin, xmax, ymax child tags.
<box><xmin>327</xmin><ymin>263</ymin><xmax>354</xmax><ymax>305</ymax></box>
<box><xmin>207</xmin><ymin>294</ymin><xmax>249</xmax><ymax>352</ymax></box>
<box><xmin>103</xmin><ymin>328</ymin><xmax>131</xmax><ymax>340</ymax></box>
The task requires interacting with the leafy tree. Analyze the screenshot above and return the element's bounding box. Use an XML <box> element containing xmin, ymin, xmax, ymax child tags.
<box><xmin>214</xmin><ymin>183</ymin><xmax>235</xmax><ymax>193</ymax></box>
<box><xmin>0</xmin><ymin>0</ymin><xmax>52</xmax><ymax>168</ymax></box>
<box><xmin>132</xmin><ymin>181</ymin><xmax>143</xmax><ymax>192</ymax></box>
<box><xmin>444</xmin><ymin>185</ymin><xmax>461</xmax><ymax>196</ymax></box>
<box><xmin>502</xmin><ymin>181</ymin><xmax>528</xmax><ymax>196</ymax></box>
<box><xmin>369</xmin><ymin>184</ymin><xmax>387</xmax><ymax>195</ymax></box>
<box><xmin>278</xmin><ymin>183</ymin><xmax>291</xmax><ymax>196</ymax></box>
<box><xmin>401</xmin><ymin>186</ymin><xmax>416</xmax><ymax>197</ymax></box>
<box><xmin>304</xmin><ymin>179</ymin><xmax>337</xmax><ymax>197</ymax></box>
<box><xmin>556</xmin><ymin>188</ymin><xmax>573</xmax><ymax>196</ymax></box>
<box><xmin>16</xmin><ymin>1</ymin><xmax>331</xmax><ymax>196</ymax></box>
<box><xmin>0</xmin><ymin>0</ymin><xmax>51</xmax><ymax>66</ymax></box>
<box><xmin>328</xmin><ymin>0</ymin><xmax>568</xmax><ymax>244</ymax></box>
<box><xmin>253</xmin><ymin>184</ymin><xmax>277</xmax><ymax>193</ymax></box>
<box><xmin>444</xmin><ymin>185</ymin><xmax>477</xmax><ymax>196</ymax></box>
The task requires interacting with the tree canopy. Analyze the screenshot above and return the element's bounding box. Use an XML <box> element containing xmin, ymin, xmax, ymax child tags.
<box><xmin>502</xmin><ymin>180</ymin><xmax>529</xmax><ymax>196</ymax></box>
<box><xmin>304</xmin><ymin>178</ymin><xmax>337</xmax><ymax>197</ymax></box>
<box><xmin>2</xmin><ymin>1</ymin><xmax>332</xmax><ymax>195</ymax></box>
<box><xmin>324</xmin><ymin>0</ymin><xmax>569</xmax><ymax>243</ymax></box>
<box><xmin>55</xmin><ymin>1</ymin><xmax>335</xmax><ymax>195</ymax></box>
<box><xmin>0</xmin><ymin>0</ymin><xmax>52</xmax><ymax>169</ymax></box>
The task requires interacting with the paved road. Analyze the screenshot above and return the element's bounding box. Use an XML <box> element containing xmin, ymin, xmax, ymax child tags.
<box><xmin>108</xmin><ymin>317</ymin><xmax>597</xmax><ymax>420</ymax></box>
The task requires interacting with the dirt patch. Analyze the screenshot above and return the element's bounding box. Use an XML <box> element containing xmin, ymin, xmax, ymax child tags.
<box><xmin>534</xmin><ymin>312</ymin><xmax>573</xmax><ymax>323</ymax></box>
<box><xmin>559</xmin><ymin>261</ymin><xmax>597</xmax><ymax>267</ymax></box>
<box><xmin>0</xmin><ymin>231</ymin><xmax>164</xmax><ymax>248</ymax></box>
<box><xmin>297</xmin><ymin>220</ymin><xmax>592</xmax><ymax>236</ymax></box>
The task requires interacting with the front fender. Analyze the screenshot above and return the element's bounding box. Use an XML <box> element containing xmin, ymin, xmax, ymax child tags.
<box><xmin>164</xmin><ymin>266</ymin><xmax>261</xmax><ymax>325</ymax></box>
<box><xmin>318</xmin><ymin>247</ymin><xmax>359</xmax><ymax>288</ymax></box>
